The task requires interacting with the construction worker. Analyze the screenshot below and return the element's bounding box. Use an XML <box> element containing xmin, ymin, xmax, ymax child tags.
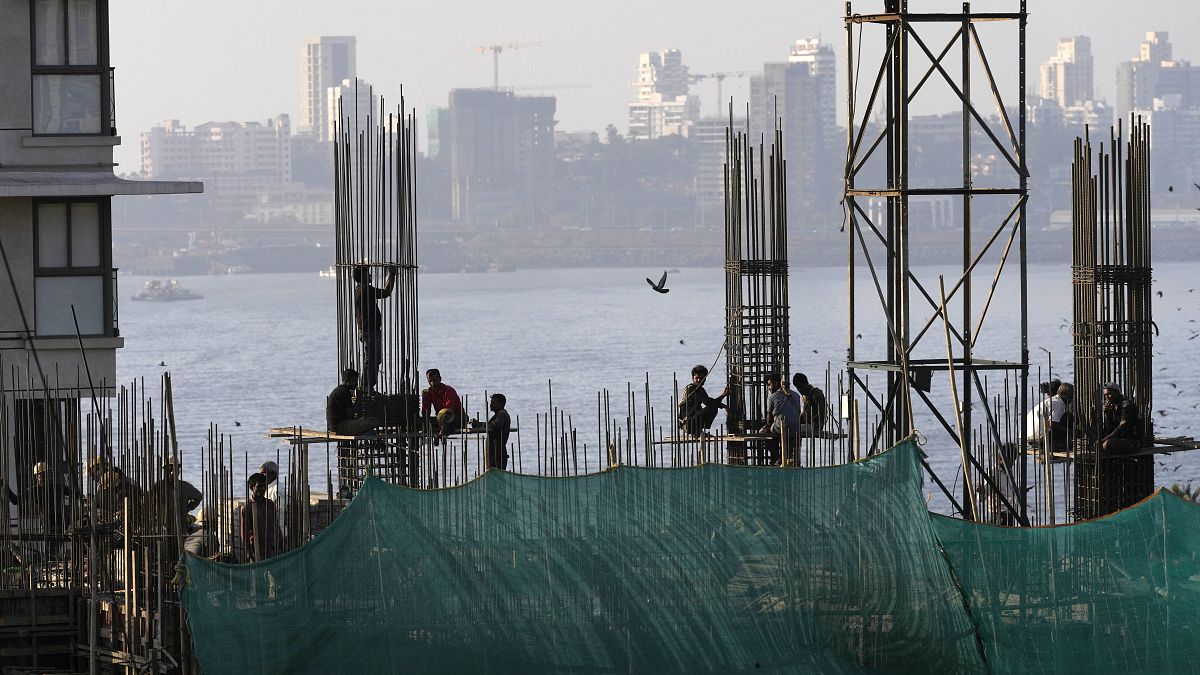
<box><xmin>759</xmin><ymin>373</ymin><xmax>802</xmax><ymax>466</ymax></box>
<box><xmin>677</xmin><ymin>365</ymin><xmax>728</xmax><ymax>436</ymax></box>
<box><xmin>421</xmin><ymin>369</ymin><xmax>462</xmax><ymax>443</ymax></box>
<box><xmin>472</xmin><ymin>393</ymin><xmax>512</xmax><ymax>471</ymax></box>
<box><xmin>240</xmin><ymin>472</ymin><xmax>281</xmax><ymax>562</ymax></box>
<box><xmin>149</xmin><ymin>459</ymin><xmax>203</xmax><ymax>538</ymax></box>
<box><xmin>353</xmin><ymin>264</ymin><xmax>398</xmax><ymax>391</ymax></box>
<box><xmin>185</xmin><ymin>507</ymin><xmax>221</xmax><ymax>560</ymax></box>
<box><xmin>326</xmin><ymin>368</ymin><xmax>381</xmax><ymax>436</ymax></box>
<box><xmin>27</xmin><ymin>462</ymin><xmax>70</xmax><ymax>558</ymax></box>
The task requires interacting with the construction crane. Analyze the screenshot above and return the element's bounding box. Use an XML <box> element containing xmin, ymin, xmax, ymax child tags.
<box><xmin>475</xmin><ymin>42</ymin><xmax>541</xmax><ymax>89</ymax></box>
<box><xmin>689</xmin><ymin>71</ymin><xmax>756</xmax><ymax>113</ymax></box>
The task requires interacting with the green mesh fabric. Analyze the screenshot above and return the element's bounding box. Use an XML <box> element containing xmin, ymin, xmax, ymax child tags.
<box><xmin>183</xmin><ymin>440</ymin><xmax>985</xmax><ymax>673</ymax></box>
<box><xmin>934</xmin><ymin>492</ymin><xmax>1200</xmax><ymax>674</ymax></box>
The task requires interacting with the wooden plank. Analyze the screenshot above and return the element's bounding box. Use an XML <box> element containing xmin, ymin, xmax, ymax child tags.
<box><xmin>656</xmin><ymin>432</ymin><xmax>848</xmax><ymax>445</ymax></box>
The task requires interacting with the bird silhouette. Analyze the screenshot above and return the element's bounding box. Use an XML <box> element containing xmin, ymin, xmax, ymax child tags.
<box><xmin>1169</xmin><ymin>185</ymin><xmax>1174</xmax><ymax>192</ymax></box>
<box><xmin>1156</xmin><ymin>290</ymin><xmax>1163</xmax><ymax>298</ymax></box>
<box><xmin>234</xmin><ymin>421</ymin><xmax>242</xmax><ymax>427</ymax></box>
<box><xmin>646</xmin><ymin>271</ymin><xmax>670</xmax><ymax>294</ymax></box>
<box><xmin>678</xmin><ymin>339</ymin><xmax>685</xmax><ymax>345</ymax></box>
<box><xmin>158</xmin><ymin>361</ymin><xmax>166</xmax><ymax>367</ymax></box>
<box><xmin>1193</xmin><ymin>182</ymin><xmax>1200</xmax><ymax>191</ymax></box>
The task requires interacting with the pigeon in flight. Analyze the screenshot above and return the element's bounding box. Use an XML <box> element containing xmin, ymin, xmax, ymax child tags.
<box><xmin>646</xmin><ymin>271</ymin><xmax>670</xmax><ymax>294</ymax></box>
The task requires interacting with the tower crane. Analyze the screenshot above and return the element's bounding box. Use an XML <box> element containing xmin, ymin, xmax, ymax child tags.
<box><xmin>689</xmin><ymin>71</ymin><xmax>756</xmax><ymax>113</ymax></box>
<box><xmin>475</xmin><ymin>42</ymin><xmax>542</xmax><ymax>89</ymax></box>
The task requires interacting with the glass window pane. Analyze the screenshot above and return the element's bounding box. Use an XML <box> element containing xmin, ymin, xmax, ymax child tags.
<box><xmin>34</xmin><ymin>0</ymin><xmax>67</xmax><ymax>65</ymax></box>
<box><xmin>35</xmin><ymin>276</ymin><xmax>104</xmax><ymax>336</ymax></box>
<box><xmin>38</xmin><ymin>203</ymin><xmax>69</xmax><ymax>268</ymax></box>
<box><xmin>33</xmin><ymin>75</ymin><xmax>101</xmax><ymax>134</ymax></box>
<box><xmin>70</xmin><ymin>203</ymin><xmax>101</xmax><ymax>267</ymax></box>
<box><xmin>67</xmin><ymin>0</ymin><xmax>97</xmax><ymax>65</ymax></box>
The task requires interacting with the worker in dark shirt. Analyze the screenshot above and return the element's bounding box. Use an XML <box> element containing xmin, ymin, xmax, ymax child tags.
<box><xmin>148</xmin><ymin>460</ymin><xmax>202</xmax><ymax>541</ymax></box>
<box><xmin>240</xmin><ymin>472</ymin><xmax>281</xmax><ymax>562</ymax></box>
<box><xmin>353</xmin><ymin>264</ymin><xmax>397</xmax><ymax>391</ymax></box>
<box><xmin>327</xmin><ymin>368</ymin><xmax>380</xmax><ymax>436</ymax></box>
<box><xmin>473</xmin><ymin>393</ymin><xmax>512</xmax><ymax>471</ymax></box>
<box><xmin>677</xmin><ymin>364</ymin><xmax>728</xmax><ymax>436</ymax></box>
<box><xmin>1100</xmin><ymin>383</ymin><xmax>1142</xmax><ymax>456</ymax></box>
<box><xmin>23</xmin><ymin>462</ymin><xmax>70</xmax><ymax>559</ymax></box>
<box><xmin>792</xmin><ymin>372</ymin><xmax>827</xmax><ymax>435</ymax></box>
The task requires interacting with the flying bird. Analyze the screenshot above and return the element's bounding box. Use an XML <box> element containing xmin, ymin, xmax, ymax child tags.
<box><xmin>1156</xmin><ymin>290</ymin><xmax>1163</xmax><ymax>298</ymax></box>
<box><xmin>1193</xmin><ymin>182</ymin><xmax>1200</xmax><ymax>191</ymax></box>
<box><xmin>234</xmin><ymin>421</ymin><xmax>242</xmax><ymax>427</ymax></box>
<box><xmin>158</xmin><ymin>361</ymin><xmax>166</xmax><ymax>367</ymax></box>
<box><xmin>678</xmin><ymin>339</ymin><xmax>685</xmax><ymax>345</ymax></box>
<box><xmin>646</xmin><ymin>271</ymin><xmax>670</xmax><ymax>294</ymax></box>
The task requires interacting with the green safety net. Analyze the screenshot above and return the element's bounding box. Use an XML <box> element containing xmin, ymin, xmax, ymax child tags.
<box><xmin>182</xmin><ymin>440</ymin><xmax>986</xmax><ymax>673</ymax></box>
<box><xmin>934</xmin><ymin>491</ymin><xmax>1200</xmax><ymax>674</ymax></box>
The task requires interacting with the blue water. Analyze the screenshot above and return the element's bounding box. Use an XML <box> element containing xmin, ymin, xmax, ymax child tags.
<box><xmin>115</xmin><ymin>262</ymin><xmax>1200</xmax><ymax>511</ymax></box>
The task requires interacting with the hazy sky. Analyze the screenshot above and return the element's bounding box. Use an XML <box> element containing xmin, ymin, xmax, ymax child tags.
<box><xmin>110</xmin><ymin>0</ymin><xmax>1197</xmax><ymax>171</ymax></box>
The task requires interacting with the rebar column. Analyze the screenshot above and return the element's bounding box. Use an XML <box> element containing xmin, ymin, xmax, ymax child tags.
<box><xmin>332</xmin><ymin>88</ymin><xmax>422</xmax><ymax>488</ymax></box>
<box><xmin>723</xmin><ymin>118</ymin><xmax>790</xmax><ymax>465</ymax></box>
<box><xmin>1071</xmin><ymin>118</ymin><xmax>1154</xmax><ymax>519</ymax></box>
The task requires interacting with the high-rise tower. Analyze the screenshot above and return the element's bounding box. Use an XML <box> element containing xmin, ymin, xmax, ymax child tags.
<box><xmin>299</xmin><ymin>36</ymin><xmax>357</xmax><ymax>141</ymax></box>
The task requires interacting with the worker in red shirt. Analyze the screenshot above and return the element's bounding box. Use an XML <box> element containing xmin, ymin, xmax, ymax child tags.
<box><xmin>421</xmin><ymin>368</ymin><xmax>462</xmax><ymax>443</ymax></box>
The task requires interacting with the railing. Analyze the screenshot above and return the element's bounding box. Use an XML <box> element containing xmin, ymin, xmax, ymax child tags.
<box><xmin>111</xmin><ymin>268</ymin><xmax>120</xmax><ymax>337</ymax></box>
<box><xmin>108</xmin><ymin>67</ymin><xmax>117</xmax><ymax>136</ymax></box>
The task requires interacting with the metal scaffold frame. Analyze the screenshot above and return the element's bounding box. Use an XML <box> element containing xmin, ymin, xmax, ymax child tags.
<box><xmin>843</xmin><ymin>1</ymin><xmax>1030</xmax><ymax>523</ymax></box>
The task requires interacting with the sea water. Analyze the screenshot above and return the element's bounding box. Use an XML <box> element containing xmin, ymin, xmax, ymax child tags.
<box><xmin>115</xmin><ymin>262</ymin><xmax>1200</xmax><ymax>513</ymax></box>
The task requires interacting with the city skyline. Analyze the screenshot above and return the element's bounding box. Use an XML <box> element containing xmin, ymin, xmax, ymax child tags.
<box><xmin>109</xmin><ymin>0</ymin><xmax>1198</xmax><ymax>171</ymax></box>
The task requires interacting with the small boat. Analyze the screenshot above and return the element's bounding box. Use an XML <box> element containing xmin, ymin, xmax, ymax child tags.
<box><xmin>130</xmin><ymin>279</ymin><xmax>203</xmax><ymax>302</ymax></box>
<box><xmin>319</xmin><ymin>266</ymin><xmax>336</xmax><ymax>279</ymax></box>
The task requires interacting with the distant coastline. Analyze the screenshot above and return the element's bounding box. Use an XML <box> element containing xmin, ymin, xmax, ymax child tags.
<box><xmin>113</xmin><ymin>225</ymin><xmax>1200</xmax><ymax>275</ymax></box>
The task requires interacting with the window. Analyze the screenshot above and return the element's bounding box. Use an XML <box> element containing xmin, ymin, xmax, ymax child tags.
<box><xmin>34</xmin><ymin>199</ymin><xmax>112</xmax><ymax>336</ymax></box>
<box><xmin>31</xmin><ymin>0</ymin><xmax>110</xmax><ymax>135</ymax></box>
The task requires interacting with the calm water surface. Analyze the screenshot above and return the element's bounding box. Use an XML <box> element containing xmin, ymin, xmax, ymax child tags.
<box><xmin>115</xmin><ymin>262</ymin><xmax>1200</xmax><ymax>513</ymax></box>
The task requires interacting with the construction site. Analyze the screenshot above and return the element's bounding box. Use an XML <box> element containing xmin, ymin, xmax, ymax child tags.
<box><xmin>4</xmin><ymin>1</ymin><xmax>1200</xmax><ymax>673</ymax></box>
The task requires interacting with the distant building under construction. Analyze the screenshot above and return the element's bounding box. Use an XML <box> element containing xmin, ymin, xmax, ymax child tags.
<box><xmin>447</xmin><ymin>88</ymin><xmax>556</xmax><ymax>228</ymax></box>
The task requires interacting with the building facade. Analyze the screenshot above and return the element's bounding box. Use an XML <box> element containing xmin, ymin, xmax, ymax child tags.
<box><xmin>749</xmin><ymin>37</ymin><xmax>839</xmax><ymax>222</ymax></box>
<box><xmin>1040</xmin><ymin>36</ymin><xmax>1094</xmax><ymax>108</ymax></box>
<box><xmin>325</xmin><ymin>78</ymin><xmax>377</xmax><ymax>142</ymax></box>
<box><xmin>0</xmin><ymin>0</ymin><xmax>200</xmax><ymax>491</ymax></box>
<box><xmin>448</xmin><ymin>88</ymin><xmax>556</xmax><ymax>227</ymax></box>
<box><xmin>299</xmin><ymin>35</ymin><xmax>357</xmax><ymax>141</ymax></box>
<box><xmin>628</xmin><ymin>49</ymin><xmax>700</xmax><ymax>140</ymax></box>
<box><xmin>1116</xmin><ymin>32</ymin><xmax>1200</xmax><ymax>121</ymax></box>
<box><xmin>141</xmin><ymin>116</ymin><xmax>292</xmax><ymax>181</ymax></box>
